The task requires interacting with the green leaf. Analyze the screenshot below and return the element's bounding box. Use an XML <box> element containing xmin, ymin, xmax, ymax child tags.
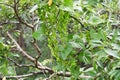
<box><xmin>97</xmin><ymin>61</ymin><xmax>103</xmax><ymax>69</ymax></box>
<box><xmin>29</xmin><ymin>5</ymin><xmax>38</xmax><ymax>13</ymax></box>
<box><xmin>60</xmin><ymin>0</ymin><xmax>74</xmax><ymax>12</ymax></box>
<box><xmin>111</xmin><ymin>43</ymin><xmax>120</xmax><ymax>50</ymax></box>
<box><xmin>9</xmin><ymin>53</ymin><xmax>20</xmax><ymax>57</ymax></box>
<box><xmin>0</xmin><ymin>60</ymin><xmax>8</xmax><ymax>75</ymax></box>
<box><xmin>90</xmin><ymin>29</ymin><xmax>102</xmax><ymax>40</ymax></box>
<box><xmin>70</xmin><ymin>64</ymin><xmax>80</xmax><ymax>79</ymax></box>
<box><xmin>88</xmin><ymin>16</ymin><xmax>105</xmax><ymax>25</ymax></box>
<box><xmin>0</xmin><ymin>42</ymin><xmax>5</xmax><ymax>50</ymax></box>
<box><xmin>90</xmin><ymin>40</ymin><xmax>103</xmax><ymax>48</ymax></box>
<box><xmin>0</xmin><ymin>37</ymin><xmax>5</xmax><ymax>43</ymax></box>
<box><xmin>8</xmin><ymin>66</ymin><xmax>16</xmax><ymax>75</ymax></box>
<box><xmin>87</xmin><ymin>0</ymin><xmax>98</xmax><ymax>6</ymax></box>
<box><xmin>14</xmin><ymin>30</ymin><xmax>20</xmax><ymax>37</ymax></box>
<box><xmin>41</xmin><ymin>59</ymin><xmax>52</xmax><ymax>66</ymax></box>
<box><xmin>94</xmin><ymin>50</ymin><xmax>107</xmax><ymax>60</ymax></box>
<box><xmin>104</xmin><ymin>49</ymin><xmax>120</xmax><ymax>59</ymax></box>
<box><xmin>73</xmin><ymin>1</ymin><xmax>82</xmax><ymax>12</ymax></box>
<box><xmin>32</xmin><ymin>27</ymin><xmax>45</xmax><ymax>40</ymax></box>
<box><xmin>63</xmin><ymin>0</ymin><xmax>73</xmax><ymax>7</ymax></box>
<box><xmin>69</xmin><ymin>42</ymin><xmax>81</xmax><ymax>48</ymax></box>
<box><xmin>84</xmin><ymin>67</ymin><xmax>96</xmax><ymax>77</ymax></box>
<box><xmin>0</xmin><ymin>57</ymin><xmax>6</xmax><ymax>65</ymax></box>
<box><xmin>109</xmin><ymin>70</ymin><xmax>120</xmax><ymax>80</ymax></box>
<box><xmin>61</xmin><ymin>44</ymin><xmax>73</xmax><ymax>60</ymax></box>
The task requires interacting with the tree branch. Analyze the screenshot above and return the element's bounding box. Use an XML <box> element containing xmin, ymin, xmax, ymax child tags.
<box><xmin>0</xmin><ymin>21</ymin><xmax>19</xmax><ymax>25</ymax></box>
<box><xmin>8</xmin><ymin>58</ymin><xmax>35</xmax><ymax>68</ymax></box>
<box><xmin>13</xmin><ymin>0</ymin><xmax>33</xmax><ymax>29</ymax></box>
<box><xmin>13</xmin><ymin>0</ymin><xmax>42</xmax><ymax>67</ymax></box>
<box><xmin>5</xmin><ymin>34</ymin><xmax>92</xmax><ymax>78</ymax></box>
<box><xmin>70</xmin><ymin>15</ymin><xmax>85</xmax><ymax>27</ymax></box>
<box><xmin>7</xmin><ymin>32</ymin><xmax>43</xmax><ymax>67</ymax></box>
<box><xmin>6</xmin><ymin>31</ymin><xmax>53</xmax><ymax>72</ymax></box>
<box><xmin>6</xmin><ymin>71</ymin><xmax>93</xmax><ymax>79</ymax></box>
<box><xmin>6</xmin><ymin>71</ymin><xmax>44</xmax><ymax>79</ymax></box>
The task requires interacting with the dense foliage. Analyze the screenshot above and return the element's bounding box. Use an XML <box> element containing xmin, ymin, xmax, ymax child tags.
<box><xmin>0</xmin><ymin>0</ymin><xmax>120</xmax><ymax>80</ymax></box>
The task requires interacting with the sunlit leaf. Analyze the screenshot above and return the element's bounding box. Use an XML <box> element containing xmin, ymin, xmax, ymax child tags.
<box><xmin>48</xmin><ymin>0</ymin><xmax>52</xmax><ymax>6</ymax></box>
<box><xmin>60</xmin><ymin>0</ymin><xmax>74</xmax><ymax>12</ymax></box>
<box><xmin>104</xmin><ymin>49</ymin><xmax>120</xmax><ymax>59</ymax></box>
<box><xmin>29</xmin><ymin>5</ymin><xmax>38</xmax><ymax>13</ymax></box>
<box><xmin>73</xmin><ymin>1</ymin><xmax>82</xmax><ymax>12</ymax></box>
<box><xmin>111</xmin><ymin>43</ymin><xmax>120</xmax><ymax>50</ymax></box>
<box><xmin>88</xmin><ymin>16</ymin><xmax>105</xmax><ymax>25</ymax></box>
<box><xmin>69</xmin><ymin>42</ymin><xmax>81</xmax><ymax>48</ymax></box>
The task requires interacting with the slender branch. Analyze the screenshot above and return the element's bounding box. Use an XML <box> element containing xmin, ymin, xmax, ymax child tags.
<box><xmin>32</xmin><ymin>41</ymin><xmax>42</xmax><ymax>67</ymax></box>
<box><xmin>31</xmin><ymin>28</ymin><xmax>42</xmax><ymax>68</ymax></box>
<box><xmin>33</xmin><ymin>42</ymin><xmax>42</xmax><ymax>58</ymax></box>
<box><xmin>48</xmin><ymin>73</ymin><xmax>56</xmax><ymax>79</ymax></box>
<box><xmin>6</xmin><ymin>71</ymin><xmax>44</xmax><ymax>79</ymax></box>
<box><xmin>70</xmin><ymin>15</ymin><xmax>85</xmax><ymax>27</ymax></box>
<box><xmin>6</xmin><ymin>71</ymin><xmax>93</xmax><ymax>79</ymax></box>
<box><xmin>0</xmin><ymin>21</ymin><xmax>19</xmax><ymax>25</ymax></box>
<box><xmin>14</xmin><ymin>0</ymin><xmax>42</xmax><ymax>66</ymax></box>
<box><xmin>13</xmin><ymin>0</ymin><xmax>33</xmax><ymax>29</ymax></box>
<box><xmin>8</xmin><ymin>58</ymin><xmax>35</xmax><ymax>68</ymax></box>
<box><xmin>6</xmin><ymin>31</ymin><xmax>53</xmax><ymax>73</ymax></box>
<box><xmin>8</xmin><ymin>0</ymin><xmax>53</xmax><ymax>73</ymax></box>
<box><xmin>6</xmin><ymin>31</ymin><xmax>43</xmax><ymax>68</ymax></box>
<box><xmin>13</xmin><ymin>0</ymin><xmax>42</xmax><ymax>69</ymax></box>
